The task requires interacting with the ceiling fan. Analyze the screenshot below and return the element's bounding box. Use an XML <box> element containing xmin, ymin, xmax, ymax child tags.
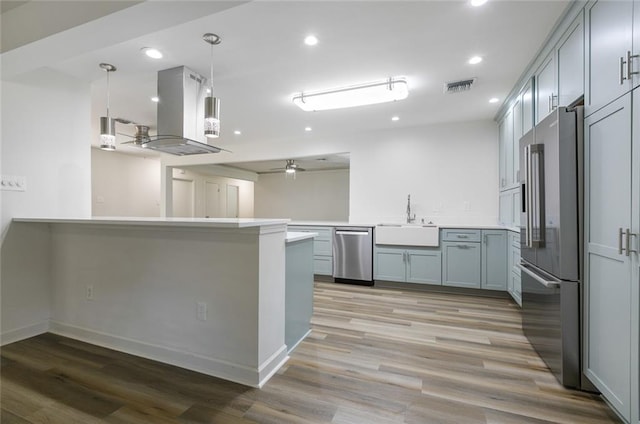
<box><xmin>270</xmin><ymin>159</ymin><xmax>306</xmax><ymax>174</ymax></box>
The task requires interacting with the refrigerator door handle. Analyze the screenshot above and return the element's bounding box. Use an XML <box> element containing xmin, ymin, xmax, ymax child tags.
<box><xmin>531</xmin><ymin>143</ymin><xmax>546</xmax><ymax>248</ymax></box>
<box><xmin>518</xmin><ymin>262</ymin><xmax>560</xmax><ymax>289</ymax></box>
<box><xmin>525</xmin><ymin>145</ymin><xmax>533</xmax><ymax>248</ymax></box>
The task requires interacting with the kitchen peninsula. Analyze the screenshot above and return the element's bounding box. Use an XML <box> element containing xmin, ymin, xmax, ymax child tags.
<box><xmin>3</xmin><ymin>217</ymin><xmax>298</xmax><ymax>387</ymax></box>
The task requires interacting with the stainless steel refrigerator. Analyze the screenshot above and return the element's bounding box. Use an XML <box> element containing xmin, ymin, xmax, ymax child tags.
<box><xmin>519</xmin><ymin>106</ymin><xmax>587</xmax><ymax>389</ymax></box>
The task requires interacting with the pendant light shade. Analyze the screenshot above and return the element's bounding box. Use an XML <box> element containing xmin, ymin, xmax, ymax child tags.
<box><xmin>99</xmin><ymin>63</ymin><xmax>117</xmax><ymax>151</ymax></box>
<box><xmin>204</xmin><ymin>96</ymin><xmax>220</xmax><ymax>138</ymax></box>
<box><xmin>99</xmin><ymin>116</ymin><xmax>116</xmax><ymax>151</ymax></box>
<box><xmin>203</xmin><ymin>33</ymin><xmax>221</xmax><ymax>139</ymax></box>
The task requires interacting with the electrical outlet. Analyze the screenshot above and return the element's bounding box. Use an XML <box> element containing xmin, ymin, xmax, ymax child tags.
<box><xmin>196</xmin><ymin>301</ymin><xmax>207</xmax><ymax>321</ymax></box>
<box><xmin>86</xmin><ymin>285</ymin><xmax>94</xmax><ymax>300</ymax></box>
<box><xmin>463</xmin><ymin>201</ymin><xmax>471</xmax><ymax>211</ymax></box>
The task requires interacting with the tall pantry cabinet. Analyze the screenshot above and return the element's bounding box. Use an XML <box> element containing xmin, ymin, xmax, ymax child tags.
<box><xmin>583</xmin><ymin>1</ymin><xmax>640</xmax><ymax>423</ymax></box>
<box><xmin>498</xmin><ymin>1</ymin><xmax>640</xmax><ymax>422</ymax></box>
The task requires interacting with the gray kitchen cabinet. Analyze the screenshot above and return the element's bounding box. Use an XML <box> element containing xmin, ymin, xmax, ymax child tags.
<box><xmin>481</xmin><ymin>230</ymin><xmax>507</xmax><ymax>290</ymax></box>
<box><xmin>499</xmin><ymin>188</ymin><xmax>521</xmax><ymax>228</ymax></box>
<box><xmin>557</xmin><ymin>12</ymin><xmax>584</xmax><ymax>107</ymax></box>
<box><xmin>442</xmin><ymin>241</ymin><xmax>481</xmax><ymax>289</ymax></box>
<box><xmin>535</xmin><ymin>53</ymin><xmax>557</xmax><ymax>124</ymax></box>
<box><xmin>374</xmin><ymin>245</ymin><xmax>441</xmax><ymax>285</ymax></box>
<box><xmin>507</xmin><ymin>231</ymin><xmax>521</xmax><ymax>306</ymax></box>
<box><xmin>442</xmin><ymin>229</ymin><xmax>481</xmax><ymax>288</ymax></box>
<box><xmin>521</xmin><ymin>78</ymin><xmax>534</xmax><ymax>134</ymax></box>
<box><xmin>584</xmin><ymin>91</ymin><xmax>638</xmax><ymax>422</ymax></box>
<box><xmin>288</xmin><ymin>225</ymin><xmax>333</xmax><ymax>276</ymax></box>
<box><xmin>585</xmin><ymin>0</ymin><xmax>637</xmax><ymax>116</ymax></box>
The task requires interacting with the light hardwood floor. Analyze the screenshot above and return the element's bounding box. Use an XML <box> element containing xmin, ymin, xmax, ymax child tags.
<box><xmin>1</xmin><ymin>282</ymin><xmax>621</xmax><ymax>423</ymax></box>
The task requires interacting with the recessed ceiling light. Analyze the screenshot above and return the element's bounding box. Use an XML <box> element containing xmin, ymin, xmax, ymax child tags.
<box><xmin>391</xmin><ymin>116</ymin><xmax>400</xmax><ymax>121</ymax></box>
<box><xmin>234</xmin><ymin>130</ymin><xmax>241</xmax><ymax>135</ymax></box>
<box><xmin>141</xmin><ymin>47</ymin><xmax>163</xmax><ymax>59</ymax></box>
<box><xmin>151</xmin><ymin>96</ymin><xmax>159</xmax><ymax>103</ymax></box>
<box><xmin>304</xmin><ymin>35</ymin><xmax>318</xmax><ymax>46</ymax></box>
<box><xmin>305</xmin><ymin>126</ymin><xmax>312</xmax><ymax>132</ymax></box>
<box><xmin>471</xmin><ymin>0</ymin><xmax>488</xmax><ymax>6</ymax></box>
<box><xmin>468</xmin><ymin>56</ymin><xmax>483</xmax><ymax>65</ymax></box>
<box><xmin>489</xmin><ymin>97</ymin><xmax>500</xmax><ymax>103</ymax></box>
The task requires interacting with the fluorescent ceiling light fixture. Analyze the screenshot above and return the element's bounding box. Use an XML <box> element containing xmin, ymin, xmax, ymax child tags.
<box><xmin>391</xmin><ymin>116</ymin><xmax>400</xmax><ymax>121</ymax></box>
<box><xmin>471</xmin><ymin>0</ymin><xmax>488</xmax><ymax>6</ymax></box>
<box><xmin>304</xmin><ymin>35</ymin><xmax>318</xmax><ymax>46</ymax></box>
<box><xmin>151</xmin><ymin>96</ymin><xmax>159</xmax><ymax>102</ymax></box>
<box><xmin>468</xmin><ymin>56</ymin><xmax>483</xmax><ymax>65</ymax></box>
<box><xmin>293</xmin><ymin>77</ymin><xmax>409</xmax><ymax>112</ymax></box>
<box><xmin>489</xmin><ymin>97</ymin><xmax>500</xmax><ymax>103</ymax></box>
<box><xmin>142</xmin><ymin>47</ymin><xmax>163</xmax><ymax>59</ymax></box>
<box><xmin>305</xmin><ymin>126</ymin><xmax>312</xmax><ymax>132</ymax></box>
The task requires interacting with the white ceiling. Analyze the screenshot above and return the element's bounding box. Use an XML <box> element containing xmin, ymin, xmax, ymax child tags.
<box><xmin>3</xmin><ymin>1</ymin><xmax>570</xmax><ymax>167</ymax></box>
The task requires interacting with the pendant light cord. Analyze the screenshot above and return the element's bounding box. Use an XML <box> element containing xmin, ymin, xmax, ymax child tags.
<box><xmin>106</xmin><ymin>69</ymin><xmax>111</xmax><ymax>119</ymax></box>
<box><xmin>209</xmin><ymin>43</ymin><xmax>214</xmax><ymax>94</ymax></box>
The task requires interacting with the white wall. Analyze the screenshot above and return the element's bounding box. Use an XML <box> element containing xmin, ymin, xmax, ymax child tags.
<box><xmin>171</xmin><ymin>168</ymin><xmax>254</xmax><ymax>218</ymax></box>
<box><xmin>92</xmin><ymin>149</ymin><xmax>160</xmax><ymax>217</ymax></box>
<box><xmin>162</xmin><ymin>120</ymin><xmax>498</xmax><ymax>225</ymax></box>
<box><xmin>254</xmin><ymin>169</ymin><xmax>349</xmax><ymax>221</ymax></box>
<box><xmin>1</xmin><ymin>68</ymin><xmax>92</xmax><ymax>340</ymax></box>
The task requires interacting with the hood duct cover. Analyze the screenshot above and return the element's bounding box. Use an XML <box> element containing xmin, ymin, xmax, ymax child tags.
<box><xmin>140</xmin><ymin>66</ymin><xmax>224</xmax><ymax>155</ymax></box>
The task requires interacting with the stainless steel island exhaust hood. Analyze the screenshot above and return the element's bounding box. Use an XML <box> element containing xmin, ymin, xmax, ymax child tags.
<box><xmin>137</xmin><ymin>66</ymin><xmax>225</xmax><ymax>155</ymax></box>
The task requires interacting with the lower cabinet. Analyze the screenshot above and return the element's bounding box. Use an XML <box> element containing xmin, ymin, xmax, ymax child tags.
<box><xmin>374</xmin><ymin>246</ymin><xmax>441</xmax><ymax>285</ymax></box>
<box><xmin>442</xmin><ymin>229</ymin><xmax>508</xmax><ymax>291</ymax></box>
<box><xmin>442</xmin><ymin>241</ymin><xmax>482</xmax><ymax>288</ymax></box>
<box><xmin>288</xmin><ymin>226</ymin><xmax>333</xmax><ymax>276</ymax></box>
<box><xmin>507</xmin><ymin>231</ymin><xmax>522</xmax><ymax>306</ymax></box>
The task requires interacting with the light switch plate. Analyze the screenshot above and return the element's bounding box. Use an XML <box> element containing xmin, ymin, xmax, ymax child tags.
<box><xmin>1</xmin><ymin>175</ymin><xmax>26</xmax><ymax>191</ymax></box>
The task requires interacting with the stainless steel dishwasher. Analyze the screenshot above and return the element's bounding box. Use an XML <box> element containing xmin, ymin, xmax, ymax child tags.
<box><xmin>332</xmin><ymin>227</ymin><xmax>373</xmax><ymax>286</ymax></box>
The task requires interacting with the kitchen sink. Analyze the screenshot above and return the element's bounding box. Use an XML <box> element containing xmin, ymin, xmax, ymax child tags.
<box><xmin>375</xmin><ymin>223</ymin><xmax>439</xmax><ymax>247</ymax></box>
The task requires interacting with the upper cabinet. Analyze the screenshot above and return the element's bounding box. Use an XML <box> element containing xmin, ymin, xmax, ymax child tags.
<box><xmin>535</xmin><ymin>53</ymin><xmax>557</xmax><ymax>124</ymax></box>
<box><xmin>585</xmin><ymin>0</ymin><xmax>638</xmax><ymax>115</ymax></box>
<box><xmin>557</xmin><ymin>13</ymin><xmax>585</xmax><ymax>107</ymax></box>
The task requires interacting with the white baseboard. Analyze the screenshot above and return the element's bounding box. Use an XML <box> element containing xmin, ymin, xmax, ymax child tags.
<box><xmin>1</xmin><ymin>321</ymin><xmax>50</xmax><ymax>346</ymax></box>
<box><xmin>49</xmin><ymin>321</ymin><xmax>287</xmax><ymax>387</ymax></box>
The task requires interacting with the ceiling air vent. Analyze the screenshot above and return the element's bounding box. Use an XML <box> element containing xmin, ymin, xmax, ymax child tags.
<box><xmin>444</xmin><ymin>78</ymin><xmax>476</xmax><ymax>94</ymax></box>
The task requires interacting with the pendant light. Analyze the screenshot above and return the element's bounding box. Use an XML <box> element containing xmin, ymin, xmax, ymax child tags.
<box><xmin>99</xmin><ymin>63</ymin><xmax>117</xmax><ymax>151</ymax></box>
<box><xmin>203</xmin><ymin>33</ymin><xmax>221</xmax><ymax>139</ymax></box>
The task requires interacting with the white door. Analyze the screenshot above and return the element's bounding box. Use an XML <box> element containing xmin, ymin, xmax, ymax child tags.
<box><xmin>584</xmin><ymin>93</ymin><xmax>632</xmax><ymax>421</ymax></box>
<box><xmin>204</xmin><ymin>181</ymin><xmax>220</xmax><ymax>218</ymax></box>
<box><xmin>226</xmin><ymin>184</ymin><xmax>239</xmax><ymax>218</ymax></box>
<box><xmin>585</xmin><ymin>0</ymin><xmax>634</xmax><ymax>114</ymax></box>
<box><xmin>172</xmin><ymin>179</ymin><xmax>194</xmax><ymax>217</ymax></box>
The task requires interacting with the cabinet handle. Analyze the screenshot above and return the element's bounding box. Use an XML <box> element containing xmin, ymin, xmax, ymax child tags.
<box><xmin>457</xmin><ymin>234</ymin><xmax>469</xmax><ymax>239</ymax></box>
<box><xmin>620</xmin><ymin>56</ymin><xmax>628</xmax><ymax>84</ymax></box>
<box><xmin>548</xmin><ymin>95</ymin><xmax>552</xmax><ymax>112</ymax></box>
<box><xmin>625</xmin><ymin>228</ymin><xmax>638</xmax><ymax>256</ymax></box>
<box><xmin>628</xmin><ymin>51</ymin><xmax>640</xmax><ymax>78</ymax></box>
<box><xmin>619</xmin><ymin>227</ymin><xmax>625</xmax><ymax>255</ymax></box>
<box><xmin>484</xmin><ymin>235</ymin><xmax>488</xmax><ymax>244</ymax></box>
<box><xmin>551</xmin><ymin>94</ymin><xmax>558</xmax><ymax>110</ymax></box>
<box><xmin>403</xmin><ymin>251</ymin><xmax>407</xmax><ymax>262</ymax></box>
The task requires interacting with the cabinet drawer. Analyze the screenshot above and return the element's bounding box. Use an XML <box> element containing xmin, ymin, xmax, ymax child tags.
<box><xmin>313</xmin><ymin>238</ymin><xmax>333</xmax><ymax>256</ymax></box>
<box><xmin>441</xmin><ymin>229</ymin><xmax>481</xmax><ymax>242</ymax></box>
<box><xmin>313</xmin><ymin>256</ymin><xmax>333</xmax><ymax>276</ymax></box>
<box><xmin>288</xmin><ymin>226</ymin><xmax>332</xmax><ymax>240</ymax></box>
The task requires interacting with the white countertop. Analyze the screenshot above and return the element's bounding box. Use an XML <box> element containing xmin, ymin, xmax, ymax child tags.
<box><xmin>286</xmin><ymin>231</ymin><xmax>318</xmax><ymax>243</ymax></box>
<box><xmin>13</xmin><ymin>217</ymin><xmax>290</xmax><ymax>229</ymax></box>
<box><xmin>289</xmin><ymin>221</ymin><xmax>519</xmax><ymax>232</ymax></box>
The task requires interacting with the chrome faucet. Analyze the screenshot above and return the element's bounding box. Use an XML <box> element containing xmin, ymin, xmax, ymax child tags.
<box><xmin>406</xmin><ymin>194</ymin><xmax>416</xmax><ymax>223</ymax></box>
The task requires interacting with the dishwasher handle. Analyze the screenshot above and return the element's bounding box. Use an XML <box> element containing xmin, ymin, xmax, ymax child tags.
<box><xmin>335</xmin><ymin>230</ymin><xmax>370</xmax><ymax>236</ymax></box>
